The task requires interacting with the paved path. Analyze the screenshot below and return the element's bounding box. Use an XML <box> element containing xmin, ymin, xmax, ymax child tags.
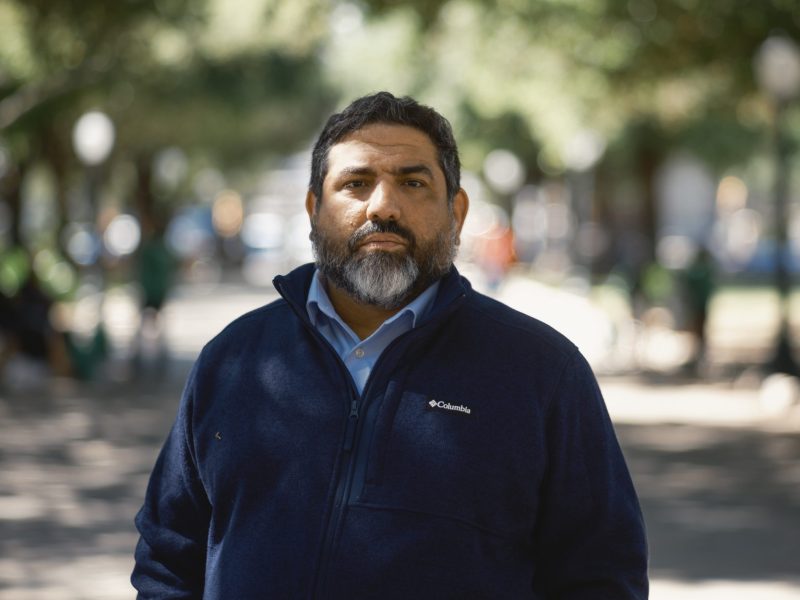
<box><xmin>1</xmin><ymin>278</ymin><xmax>798</xmax><ymax>599</ymax></box>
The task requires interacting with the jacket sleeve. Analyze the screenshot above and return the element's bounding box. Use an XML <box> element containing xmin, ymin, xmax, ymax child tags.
<box><xmin>532</xmin><ymin>351</ymin><xmax>648</xmax><ymax>599</ymax></box>
<box><xmin>131</xmin><ymin>363</ymin><xmax>211</xmax><ymax>598</ymax></box>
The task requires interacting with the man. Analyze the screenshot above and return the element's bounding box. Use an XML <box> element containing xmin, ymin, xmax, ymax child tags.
<box><xmin>132</xmin><ymin>92</ymin><xmax>648</xmax><ymax>599</ymax></box>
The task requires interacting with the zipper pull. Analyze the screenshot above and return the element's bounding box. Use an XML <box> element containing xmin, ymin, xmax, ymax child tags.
<box><xmin>343</xmin><ymin>399</ymin><xmax>359</xmax><ymax>451</ymax></box>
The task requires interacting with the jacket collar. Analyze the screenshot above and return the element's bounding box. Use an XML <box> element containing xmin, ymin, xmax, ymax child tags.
<box><xmin>272</xmin><ymin>263</ymin><xmax>470</xmax><ymax>326</ymax></box>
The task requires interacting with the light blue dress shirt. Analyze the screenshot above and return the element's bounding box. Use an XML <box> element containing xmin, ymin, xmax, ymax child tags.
<box><xmin>306</xmin><ymin>270</ymin><xmax>439</xmax><ymax>395</ymax></box>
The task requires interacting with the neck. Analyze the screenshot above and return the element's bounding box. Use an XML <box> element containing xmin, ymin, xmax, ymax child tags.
<box><xmin>323</xmin><ymin>279</ymin><xmax>408</xmax><ymax>340</ymax></box>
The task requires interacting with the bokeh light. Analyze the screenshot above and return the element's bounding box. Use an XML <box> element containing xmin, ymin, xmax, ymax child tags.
<box><xmin>71</xmin><ymin>111</ymin><xmax>115</xmax><ymax>166</ymax></box>
<box><xmin>154</xmin><ymin>146</ymin><xmax>188</xmax><ymax>191</ymax></box>
<box><xmin>212</xmin><ymin>190</ymin><xmax>244</xmax><ymax>238</ymax></box>
<box><xmin>32</xmin><ymin>248</ymin><xmax>76</xmax><ymax>298</ymax></box>
<box><xmin>657</xmin><ymin>235</ymin><xmax>697</xmax><ymax>270</ymax></box>
<box><xmin>755</xmin><ymin>35</ymin><xmax>800</xmax><ymax>102</ymax></box>
<box><xmin>483</xmin><ymin>149</ymin><xmax>525</xmax><ymax>195</ymax></box>
<box><xmin>716</xmin><ymin>176</ymin><xmax>748</xmax><ymax>214</ymax></box>
<box><xmin>103</xmin><ymin>214</ymin><xmax>142</xmax><ymax>257</ymax></box>
<box><xmin>64</xmin><ymin>223</ymin><xmax>101</xmax><ymax>266</ymax></box>
<box><xmin>285</xmin><ymin>211</ymin><xmax>313</xmax><ymax>264</ymax></box>
<box><xmin>241</xmin><ymin>212</ymin><xmax>284</xmax><ymax>251</ymax></box>
<box><xmin>562</xmin><ymin>130</ymin><xmax>606</xmax><ymax>172</ymax></box>
<box><xmin>166</xmin><ymin>207</ymin><xmax>215</xmax><ymax>259</ymax></box>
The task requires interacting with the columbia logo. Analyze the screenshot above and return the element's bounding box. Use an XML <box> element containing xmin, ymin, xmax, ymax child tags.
<box><xmin>427</xmin><ymin>398</ymin><xmax>471</xmax><ymax>415</ymax></box>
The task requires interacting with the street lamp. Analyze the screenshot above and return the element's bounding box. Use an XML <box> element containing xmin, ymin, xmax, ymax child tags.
<box><xmin>72</xmin><ymin>110</ymin><xmax>115</xmax><ymax>213</ymax></box>
<box><xmin>755</xmin><ymin>34</ymin><xmax>800</xmax><ymax>374</ymax></box>
<box><xmin>563</xmin><ymin>130</ymin><xmax>607</xmax><ymax>281</ymax></box>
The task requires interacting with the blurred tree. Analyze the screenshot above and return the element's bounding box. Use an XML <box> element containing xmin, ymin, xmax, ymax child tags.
<box><xmin>2</xmin><ymin>0</ymin><xmax>799</xmax><ymax>277</ymax></box>
<box><xmin>0</xmin><ymin>0</ymin><xmax>205</xmax><ymax>251</ymax></box>
<box><xmin>353</xmin><ymin>0</ymin><xmax>799</xmax><ymax>273</ymax></box>
<box><xmin>0</xmin><ymin>0</ymin><xmax>336</xmax><ymax>262</ymax></box>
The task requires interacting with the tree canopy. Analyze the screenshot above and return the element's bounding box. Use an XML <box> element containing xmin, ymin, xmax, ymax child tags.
<box><xmin>1</xmin><ymin>0</ymin><xmax>799</xmax><ymax>275</ymax></box>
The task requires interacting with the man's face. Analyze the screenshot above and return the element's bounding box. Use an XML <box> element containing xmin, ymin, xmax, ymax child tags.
<box><xmin>306</xmin><ymin>123</ymin><xmax>468</xmax><ymax>310</ymax></box>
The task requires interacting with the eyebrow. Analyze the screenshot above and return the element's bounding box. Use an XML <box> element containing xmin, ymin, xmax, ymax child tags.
<box><xmin>393</xmin><ymin>164</ymin><xmax>434</xmax><ymax>178</ymax></box>
<box><xmin>338</xmin><ymin>166</ymin><xmax>376</xmax><ymax>177</ymax></box>
<box><xmin>335</xmin><ymin>164</ymin><xmax>435</xmax><ymax>179</ymax></box>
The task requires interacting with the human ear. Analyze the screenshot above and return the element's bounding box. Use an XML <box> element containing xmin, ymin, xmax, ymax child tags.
<box><xmin>305</xmin><ymin>190</ymin><xmax>318</xmax><ymax>221</ymax></box>
<box><xmin>451</xmin><ymin>188</ymin><xmax>469</xmax><ymax>244</ymax></box>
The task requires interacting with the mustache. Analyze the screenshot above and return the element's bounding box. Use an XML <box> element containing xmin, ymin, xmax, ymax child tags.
<box><xmin>348</xmin><ymin>219</ymin><xmax>416</xmax><ymax>251</ymax></box>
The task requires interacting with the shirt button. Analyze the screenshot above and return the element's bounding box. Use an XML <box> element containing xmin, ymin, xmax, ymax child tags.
<box><xmin>354</xmin><ymin>348</ymin><xmax>365</xmax><ymax>358</ymax></box>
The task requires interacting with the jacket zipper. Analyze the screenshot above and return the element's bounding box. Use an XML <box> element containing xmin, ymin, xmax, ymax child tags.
<box><xmin>311</xmin><ymin>355</ymin><xmax>387</xmax><ymax>598</ymax></box>
<box><xmin>274</xmin><ymin>277</ymin><xmax>466</xmax><ymax>599</ymax></box>
<box><xmin>273</xmin><ymin>278</ymin><xmax>363</xmax><ymax>599</ymax></box>
<box><xmin>310</xmin><ymin>298</ymin><xmax>465</xmax><ymax>598</ymax></box>
<box><xmin>343</xmin><ymin>399</ymin><xmax>359</xmax><ymax>451</ymax></box>
<box><xmin>313</xmin><ymin>389</ymin><xmax>361</xmax><ymax>598</ymax></box>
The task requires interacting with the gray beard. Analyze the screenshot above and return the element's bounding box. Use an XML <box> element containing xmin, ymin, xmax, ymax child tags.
<box><xmin>310</xmin><ymin>218</ymin><xmax>457</xmax><ymax>310</ymax></box>
<box><xmin>340</xmin><ymin>251</ymin><xmax>420</xmax><ymax>309</ymax></box>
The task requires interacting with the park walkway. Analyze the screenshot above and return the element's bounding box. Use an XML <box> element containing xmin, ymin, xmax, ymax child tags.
<box><xmin>1</xmin><ymin>274</ymin><xmax>799</xmax><ymax>599</ymax></box>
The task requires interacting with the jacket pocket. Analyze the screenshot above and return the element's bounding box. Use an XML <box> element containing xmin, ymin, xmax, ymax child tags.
<box><xmin>359</xmin><ymin>389</ymin><xmax>537</xmax><ymax>539</ymax></box>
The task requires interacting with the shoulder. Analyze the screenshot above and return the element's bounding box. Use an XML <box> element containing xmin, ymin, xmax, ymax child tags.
<box><xmin>197</xmin><ymin>297</ymin><xmax>295</xmax><ymax>362</ymax></box>
<box><xmin>434</xmin><ymin>285</ymin><xmax>598</xmax><ymax>417</ymax></box>
<box><xmin>459</xmin><ymin>289</ymin><xmax>578</xmax><ymax>361</ymax></box>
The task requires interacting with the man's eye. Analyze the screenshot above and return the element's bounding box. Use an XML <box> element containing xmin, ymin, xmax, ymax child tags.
<box><xmin>343</xmin><ymin>180</ymin><xmax>365</xmax><ymax>189</ymax></box>
<box><xmin>404</xmin><ymin>180</ymin><xmax>424</xmax><ymax>188</ymax></box>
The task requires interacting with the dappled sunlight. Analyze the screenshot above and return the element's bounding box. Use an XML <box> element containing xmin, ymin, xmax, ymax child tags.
<box><xmin>0</xmin><ymin>384</ymin><xmax>182</xmax><ymax>597</ymax></box>
<box><xmin>616</xmin><ymin>422</ymin><xmax>800</xmax><ymax>589</ymax></box>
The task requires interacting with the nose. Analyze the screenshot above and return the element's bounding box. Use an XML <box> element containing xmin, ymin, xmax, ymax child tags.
<box><xmin>365</xmin><ymin>180</ymin><xmax>401</xmax><ymax>222</ymax></box>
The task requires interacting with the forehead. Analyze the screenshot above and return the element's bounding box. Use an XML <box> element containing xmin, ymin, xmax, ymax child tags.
<box><xmin>326</xmin><ymin>123</ymin><xmax>440</xmax><ymax>173</ymax></box>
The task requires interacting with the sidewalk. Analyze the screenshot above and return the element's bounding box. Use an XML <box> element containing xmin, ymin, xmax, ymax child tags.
<box><xmin>607</xmin><ymin>377</ymin><xmax>800</xmax><ymax>599</ymax></box>
<box><xmin>1</xmin><ymin>275</ymin><xmax>798</xmax><ymax>599</ymax></box>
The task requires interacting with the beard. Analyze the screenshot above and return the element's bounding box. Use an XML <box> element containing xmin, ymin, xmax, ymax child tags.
<box><xmin>310</xmin><ymin>216</ymin><xmax>458</xmax><ymax>310</ymax></box>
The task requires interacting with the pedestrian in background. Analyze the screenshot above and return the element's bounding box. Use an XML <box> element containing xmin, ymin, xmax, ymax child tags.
<box><xmin>132</xmin><ymin>213</ymin><xmax>177</xmax><ymax>376</ymax></box>
<box><xmin>682</xmin><ymin>247</ymin><xmax>715</xmax><ymax>370</ymax></box>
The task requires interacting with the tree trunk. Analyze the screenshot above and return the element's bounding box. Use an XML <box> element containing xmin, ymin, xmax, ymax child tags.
<box><xmin>638</xmin><ymin>144</ymin><xmax>659</xmax><ymax>267</ymax></box>
<box><xmin>134</xmin><ymin>154</ymin><xmax>156</xmax><ymax>233</ymax></box>
<box><xmin>2</xmin><ymin>159</ymin><xmax>29</xmax><ymax>248</ymax></box>
<box><xmin>41</xmin><ymin>125</ymin><xmax>73</xmax><ymax>254</ymax></box>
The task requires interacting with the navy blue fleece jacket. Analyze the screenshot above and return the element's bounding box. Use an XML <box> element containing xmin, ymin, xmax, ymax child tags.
<box><xmin>132</xmin><ymin>263</ymin><xmax>648</xmax><ymax>599</ymax></box>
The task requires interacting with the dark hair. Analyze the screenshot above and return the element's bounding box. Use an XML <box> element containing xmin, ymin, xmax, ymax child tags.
<box><xmin>309</xmin><ymin>91</ymin><xmax>461</xmax><ymax>204</ymax></box>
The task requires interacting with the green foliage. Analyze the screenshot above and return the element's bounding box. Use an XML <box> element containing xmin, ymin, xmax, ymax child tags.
<box><xmin>1</xmin><ymin>0</ymin><xmax>799</xmax><ymax>212</ymax></box>
<box><xmin>114</xmin><ymin>51</ymin><xmax>334</xmax><ymax>166</ymax></box>
<box><xmin>359</xmin><ymin>0</ymin><xmax>799</xmax><ymax>172</ymax></box>
<box><xmin>0</xmin><ymin>0</ymin><xmax>336</xmax><ymax>183</ymax></box>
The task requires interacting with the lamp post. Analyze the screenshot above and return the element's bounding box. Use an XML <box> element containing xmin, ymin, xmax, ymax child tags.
<box><xmin>563</xmin><ymin>129</ymin><xmax>607</xmax><ymax>281</ymax></box>
<box><xmin>71</xmin><ymin>111</ymin><xmax>115</xmax><ymax>266</ymax></box>
<box><xmin>72</xmin><ymin>111</ymin><xmax>115</xmax><ymax>215</ymax></box>
<box><xmin>755</xmin><ymin>35</ymin><xmax>800</xmax><ymax>374</ymax></box>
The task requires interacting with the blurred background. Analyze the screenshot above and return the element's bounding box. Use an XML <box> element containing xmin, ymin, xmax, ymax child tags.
<box><xmin>1</xmin><ymin>0</ymin><xmax>800</xmax><ymax>598</ymax></box>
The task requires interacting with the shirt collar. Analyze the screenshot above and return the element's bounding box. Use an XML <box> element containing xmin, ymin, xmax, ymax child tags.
<box><xmin>306</xmin><ymin>269</ymin><xmax>440</xmax><ymax>335</ymax></box>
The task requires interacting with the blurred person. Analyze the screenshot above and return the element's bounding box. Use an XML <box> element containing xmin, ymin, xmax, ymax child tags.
<box><xmin>474</xmin><ymin>220</ymin><xmax>517</xmax><ymax>292</ymax></box>
<box><xmin>132</xmin><ymin>213</ymin><xmax>177</xmax><ymax>376</ymax></box>
<box><xmin>132</xmin><ymin>92</ymin><xmax>648</xmax><ymax>599</ymax></box>
<box><xmin>0</xmin><ymin>270</ymin><xmax>71</xmax><ymax>386</ymax></box>
<box><xmin>681</xmin><ymin>247</ymin><xmax>715</xmax><ymax>372</ymax></box>
<box><xmin>63</xmin><ymin>290</ymin><xmax>109</xmax><ymax>381</ymax></box>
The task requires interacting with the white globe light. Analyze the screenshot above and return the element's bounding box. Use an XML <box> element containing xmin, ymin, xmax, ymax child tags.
<box><xmin>563</xmin><ymin>130</ymin><xmax>606</xmax><ymax>172</ymax></box>
<box><xmin>72</xmin><ymin>111</ymin><xmax>116</xmax><ymax>166</ymax></box>
<box><xmin>104</xmin><ymin>214</ymin><xmax>141</xmax><ymax>257</ymax></box>
<box><xmin>483</xmin><ymin>149</ymin><xmax>525</xmax><ymax>195</ymax></box>
<box><xmin>755</xmin><ymin>35</ymin><xmax>800</xmax><ymax>102</ymax></box>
